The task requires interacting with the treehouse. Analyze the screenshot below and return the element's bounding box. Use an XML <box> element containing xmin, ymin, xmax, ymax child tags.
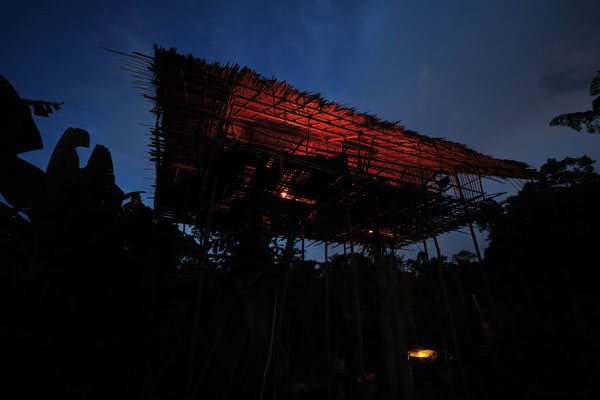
<box><xmin>129</xmin><ymin>46</ymin><xmax>535</xmax><ymax>245</ymax></box>
<box><xmin>115</xmin><ymin>46</ymin><xmax>537</xmax><ymax>400</ymax></box>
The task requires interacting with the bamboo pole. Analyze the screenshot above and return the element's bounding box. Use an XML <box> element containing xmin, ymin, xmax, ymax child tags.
<box><xmin>422</xmin><ymin>238</ymin><xmax>444</xmax><ymax>365</ymax></box>
<box><xmin>259</xmin><ymin>292</ymin><xmax>278</xmax><ymax>400</ymax></box>
<box><xmin>374</xmin><ymin>238</ymin><xmax>398</xmax><ymax>400</ymax></box>
<box><xmin>381</xmin><ymin>242</ymin><xmax>416</xmax><ymax>400</ymax></box>
<box><xmin>143</xmin><ymin>225</ymin><xmax>158</xmax><ymax>400</ymax></box>
<box><xmin>191</xmin><ymin>312</ymin><xmax>229</xmax><ymax>398</ymax></box>
<box><xmin>276</xmin><ymin>230</ymin><xmax>297</xmax><ymax>336</ymax></box>
<box><xmin>435</xmin><ymin>294</ymin><xmax>451</xmax><ymax>371</ymax></box>
<box><xmin>324</xmin><ymin>240</ymin><xmax>332</xmax><ymax>400</ymax></box>
<box><xmin>184</xmin><ymin>180</ymin><xmax>217</xmax><ymax>400</ymax></box>
<box><xmin>346</xmin><ymin>207</ymin><xmax>368</xmax><ymax>400</ymax></box>
<box><xmin>453</xmin><ymin>174</ymin><xmax>498</xmax><ymax>395</ymax></box>
<box><xmin>433</xmin><ymin>236</ymin><xmax>471</xmax><ymax>400</ymax></box>
<box><xmin>420</xmin><ymin>243</ymin><xmax>450</xmax><ymax>369</ymax></box>
<box><xmin>273</xmin><ymin>229</ymin><xmax>297</xmax><ymax>395</ymax></box>
<box><xmin>301</xmin><ymin>232</ymin><xmax>305</xmax><ymax>262</ymax></box>
<box><xmin>454</xmin><ymin>173</ymin><xmax>496</xmax><ymax>315</ymax></box>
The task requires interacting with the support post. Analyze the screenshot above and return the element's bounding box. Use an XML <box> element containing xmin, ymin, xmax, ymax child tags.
<box><xmin>346</xmin><ymin>207</ymin><xmax>368</xmax><ymax>400</ymax></box>
<box><xmin>454</xmin><ymin>173</ymin><xmax>496</xmax><ymax>315</ymax></box>
<box><xmin>301</xmin><ymin>232</ymin><xmax>305</xmax><ymax>262</ymax></box>
<box><xmin>467</xmin><ymin>222</ymin><xmax>497</xmax><ymax>317</ymax></box>
<box><xmin>273</xmin><ymin>228</ymin><xmax>297</xmax><ymax>395</ymax></box>
<box><xmin>435</xmin><ymin>294</ymin><xmax>451</xmax><ymax>371</ymax></box>
<box><xmin>276</xmin><ymin>230</ymin><xmax>297</xmax><ymax>335</ymax></box>
<box><xmin>421</xmin><ymin>238</ymin><xmax>450</xmax><ymax>369</ymax></box>
<box><xmin>373</xmin><ymin>232</ymin><xmax>397</xmax><ymax>400</ymax></box>
<box><xmin>184</xmin><ymin>180</ymin><xmax>217</xmax><ymax>400</ymax></box>
<box><xmin>433</xmin><ymin>236</ymin><xmax>471</xmax><ymax>400</ymax></box>
<box><xmin>259</xmin><ymin>293</ymin><xmax>278</xmax><ymax>400</ymax></box>
<box><xmin>374</xmin><ymin>236</ymin><xmax>407</xmax><ymax>400</ymax></box>
<box><xmin>324</xmin><ymin>241</ymin><xmax>331</xmax><ymax>400</ymax></box>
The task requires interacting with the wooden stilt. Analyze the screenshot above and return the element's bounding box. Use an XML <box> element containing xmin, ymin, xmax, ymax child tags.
<box><xmin>274</xmin><ymin>229</ymin><xmax>297</xmax><ymax>395</ymax></box>
<box><xmin>276</xmin><ymin>230</ymin><xmax>296</xmax><ymax>335</ymax></box>
<box><xmin>455</xmin><ymin>173</ymin><xmax>496</xmax><ymax>315</ymax></box>
<box><xmin>324</xmin><ymin>240</ymin><xmax>332</xmax><ymax>400</ymax></box>
<box><xmin>433</xmin><ymin>236</ymin><xmax>471</xmax><ymax>400</ymax></box>
<box><xmin>184</xmin><ymin>180</ymin><xmax>218</xmax><ymax>400</ymax></box>
<box><xmin>467</xmin><ymin>222</ymin><xmax>497</xmax><ymax>317</ymax></box>
<box><xmin>374</xmin><ymin>239</ymin><xmax>398</xmax><ymax>400</ymax></box>
<box><xmin>467</xmin><ymin>222</ymin><xmax>482</xmax><ymax>263</ymax></box>
<box><xmin>454</xmin><ymin>175</ymin><xmax>498</xmax><ymax>395</ymax></box>
<box><xmin>418</xmin><ymin>239</ymin><xmax>451</xmax><ymax>369</ymax></box>
<box><xmin>301</xmin><ymin>232</ymin><xmax>305</xmax><ymax>262</ymax></box>
<box><xmin>435</xmin><ymin>294</ymin><xmax>451</xmax><ymax>371</ymax></box>
<box><xmin>346</xmin><ymin>207</ymin><xmax>368</xmax><ymax>400</ymax></box>
<box><xmin>191</xmin><ymin>312</ymin><xmax>230</xmax><ymax>399</ymax></box>
<box><xmin>374</xmin><ymin>238</ymin><xmax>415</xmax><ymax>400</ymax></box>
<box><xmin>139</xmin><ymin>219</ymin><xmax>158</xmax><ymax>399</ymax></box>
<box><xmin>422</xmin><ymin>237</ymin><xmax>450</xmax><ymax>368</ymax></box>
<box><xmin>259</xmin><ymin>292</ymin><xmax>278</xmax><ymax>400</ymax></box>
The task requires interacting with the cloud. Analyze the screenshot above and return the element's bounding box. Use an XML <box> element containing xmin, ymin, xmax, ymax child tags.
<box><xmin>419</xmin><ymin>65</ymin><xmax>432</xmax><ymax>83</ymax></box>
<box><xmin>417</xmin><ymin>65</ymin><xmax>431</xmax><ymax>111</ymax></box>
<box><xmin>538</xmin><ymin>40</ymin><xmax>600</xmax><ymax>96</ymax></box>
<box><xmin>539</xmin><ymin>66</ymin><xmax>592</xmax><ymax>95</ymax></box>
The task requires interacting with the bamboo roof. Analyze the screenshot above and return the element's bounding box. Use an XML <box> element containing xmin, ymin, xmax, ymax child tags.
<box><xmin>128</xmin><ymin>46</ymin><xmax>536</xmax><ymax>245</ymax></box>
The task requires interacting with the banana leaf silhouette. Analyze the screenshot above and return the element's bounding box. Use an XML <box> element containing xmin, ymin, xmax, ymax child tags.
<box><xmin>0</xmin><ymin>75</ymin><xmax>43</xmax><ymax>155</ymax></box>
<box><xmin>45</xmin><ymin>127</ymin><xmax>89</xmax><ymax>200</ymax></box>
<box><xmin>82</xmin><ymin>144</ymin><xmax>124</xmax><ymax>206</ymax></box>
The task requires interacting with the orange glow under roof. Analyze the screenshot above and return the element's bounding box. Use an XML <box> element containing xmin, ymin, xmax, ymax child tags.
<box><xmin>150</xmin><ymin>48</ymin><xmax>535</xmax><ymax>184</ymax></box>
<box><xmin>139</xmin><ymin>47</ymin><xmax>536</xmax><ymax>245</ymax></box>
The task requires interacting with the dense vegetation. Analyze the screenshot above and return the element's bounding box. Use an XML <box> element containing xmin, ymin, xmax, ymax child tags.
<box><xmin>2</xmin><ymin>75</ymin><xmax>600</xmax><ymax>399</ymax></box>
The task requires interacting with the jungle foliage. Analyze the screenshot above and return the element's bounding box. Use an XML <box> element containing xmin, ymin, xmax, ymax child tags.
<box><xmin>2</xmin><ymin>75</ymin><xmax>600</xmax><ymax>400</ymax></box>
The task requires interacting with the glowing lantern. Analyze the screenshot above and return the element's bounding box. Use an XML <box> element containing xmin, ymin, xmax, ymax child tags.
<box><xmin>408</xmin><ymin>349</ymin><xmax>437</xmax><ymax>359</ymax></box>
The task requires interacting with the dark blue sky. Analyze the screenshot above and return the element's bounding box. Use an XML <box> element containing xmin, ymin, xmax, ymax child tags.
<box><xmin>2</xmin><ymin>0</ymin><xmax>600</xmax><ymax>258</ymax></box>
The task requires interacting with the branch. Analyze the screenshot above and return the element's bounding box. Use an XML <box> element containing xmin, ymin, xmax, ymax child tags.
<box><xmin>549</xmin><ymin>110</ymin><xmax>600</xmax><ymax>134</ymax></box>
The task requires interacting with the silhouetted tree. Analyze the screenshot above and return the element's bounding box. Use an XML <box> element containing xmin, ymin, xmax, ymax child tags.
<box><xmin>0</xmin><ymin>75</ymin><xmax>168</xmax><ymax>400</ymax></box>
<box><xmin>550</xmin><ymin>69</ymin><xmax>600</xmax><ymax>133</ymax></box>
<box><xmin>480</xmin><ymin>156</ymin><xmax>600</xmax><ymax>398</ymax></box>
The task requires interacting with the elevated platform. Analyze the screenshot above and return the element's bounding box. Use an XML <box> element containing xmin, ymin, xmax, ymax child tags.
<box><xmin>127</xmin><ymin>46</ymin><xmax>535</xmax><ymax>245</ymax></box>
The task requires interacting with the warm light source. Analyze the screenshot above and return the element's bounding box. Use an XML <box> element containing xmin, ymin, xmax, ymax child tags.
<box><xmin>408</xmin><ymin>349</ymin><xmax>437</xmax><ymax>359</ymax></box>
<box><xmin>368</xmin><ymin>230</ymin><xmax>374</xmax><ymax>234</ymax></box>
<box><xmin>280</xmin><ymin>191</ymin><xmax>288</xmax><ymax>199</ymax></box>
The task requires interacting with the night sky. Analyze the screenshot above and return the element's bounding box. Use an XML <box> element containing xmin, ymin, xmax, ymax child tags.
<box><xmin>2</xmin><ymin>0</ymin><xmax>600</xmax><ymax>258</ymax></box>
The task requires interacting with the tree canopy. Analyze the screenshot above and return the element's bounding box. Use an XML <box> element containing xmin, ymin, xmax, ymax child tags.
<box><xmin>550</xmin><ymin>69</ymin><xmax>600</xmax><ymax>133</ymax></box>
<box><xmin>477</xmin><ymin>156</ymin><xmax>600</xmax><ymax>397</ymax></box>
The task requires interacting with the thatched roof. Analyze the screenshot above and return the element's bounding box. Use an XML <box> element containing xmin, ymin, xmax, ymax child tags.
<box><xmin>127</xmin><ymin>46</ymin><xmax>535</xmax><ymax>245</ymax></box>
